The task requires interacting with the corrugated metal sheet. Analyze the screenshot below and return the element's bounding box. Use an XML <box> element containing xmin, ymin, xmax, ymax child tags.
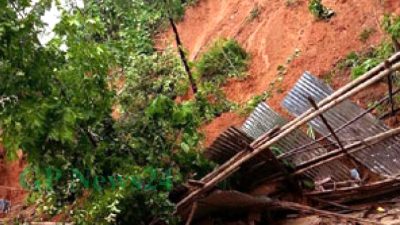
<box><xmin>204</xmin><ymin>127</ymin><xmax>252</xmax><ymax>164</ymax></box>
<box><xmin>282</xmin><ymin>72</ymin><xmax>400</xmax><ymax>177</ymax></box>
<box><xmin>241</xmin><ymin>102</ymin><xmax>353</xmax><ymax>181</ymax></box>
<box><xmin>204</xmin><ymin>126</ymin><xmax>279</xmax><ymax>184</ymax></box>
<box><xmin>242</xmin><ymin>102</ymin><xmax>286</xmax><ymax>140</ymax></box>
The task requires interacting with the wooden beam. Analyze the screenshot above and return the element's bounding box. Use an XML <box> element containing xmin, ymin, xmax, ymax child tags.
<box><xmin>385</xmin><ymin>60</ymin><xmax>396</xmax><ymax>117</ymax></box>
<box><xmin>188</xmin><ymin>180</ymin><xmax>205</xmax><ymax>187</ymax></box>
<box><xmin>185</xmin><ymin>202</ymin><xmax>198</xmax><ymax>225</ymax></box>
<box><xmin>271</xmin><ymin>200</ymin><xmax>383</xmax><ymax>225</ymax></box>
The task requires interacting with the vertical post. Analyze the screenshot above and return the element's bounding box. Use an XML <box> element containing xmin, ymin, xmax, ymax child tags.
<box><xmin>307</xmin><ymin>97</ymin><xmax>358</xmax><ymax>168</ymax></box>
<box><xmin>388</xmin><ymin>74</ymin><xmax>395</xmax><ymax>116</ymax></box>
<box><xmin>307</xmin><ymin>97</ymin><xmax>345</xmax><ymax>151</ymax></box>
<box><xmin>185</xmin><ymin>202</ymin><xmax>198</xmax><ymax>225</ymax></box>
<box><xmin>384</xmin><ymin>60</ymin><xmax>395</xmax><ymax>117</ymax></box>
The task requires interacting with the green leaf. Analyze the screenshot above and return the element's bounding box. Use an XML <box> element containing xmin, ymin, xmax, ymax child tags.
<box><xmin>180</xmin><ymin>142</ymin><xmax>190</xmax><ymax>153</ymax></box>
<box><xmin>145</xmin><ymin>95</ymin><xmax>173</xmax><ymax>118</ymax></box>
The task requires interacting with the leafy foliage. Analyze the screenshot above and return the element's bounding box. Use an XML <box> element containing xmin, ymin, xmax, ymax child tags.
<box><xmin>195</xmin><ymin>82</ymin><xmax>236</xmax><ymax>122</ymax></box>
<box><xmin>383</xmin><ymin>14</ymin><xmax>400</xmax><ymax>40</ymax></box>
<box><xmin>308</xmin><ymin>0</ymin><xmax>335</xmax><ymax>20</ymax></box>
<box><xmin>306</xmin><ymin>125</ymin><xmax>316</xmax><ymax>140</ymax></box>
<box><xmin>196</xmin><ymin>38</ymin><xmax>249</xmax><ymax>85</ymax></box>
<box><xmin>1</xmin><ymin>0</ymin><xmax>229</xmax><ymax>224</ymax></box>
<box><xmin>118</xmin><ymin>48</ymin><xmax>189</xmax><ymax>114</ymax></box>
<box><xmin>238</xmin><ymin>91</ymin><xmax>270</xmax><ymax>115</ymax></box>
<box><xmin>322</xmin><ymin>15</ymin><xmax>398</xmax><ymax>86</ymax></box>
<box><xmin>349</xmin><ymin>42</ymin><xmax>393</xmax><ymax>79</ymax></box>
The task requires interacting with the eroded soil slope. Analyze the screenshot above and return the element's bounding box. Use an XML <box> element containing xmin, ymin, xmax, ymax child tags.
<box><xmin>1</xmin><ymin>0</ymin><xmax>400</xmax><ymax>215</ymax></box>
<box><xmin>159</xmin><ymin>0</ymin><xmax>400</xmax><ymax>145</ymax></box>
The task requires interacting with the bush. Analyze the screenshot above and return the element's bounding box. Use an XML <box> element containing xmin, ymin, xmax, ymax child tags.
<box><xmin>246</xmin><ymin>5</ymin><xmax>262</xmax><ymax>22</ymax></box>
<box><xmin>196</xmin><ymin>39</ymin><xmax>249</xmax><ymax>84</ymax></box>
<box><xmin>383</xmin><ymin>14</ymin><xmax>400</xmax><ymax>40</ymax></box>
<box><xmin>308</xmin><ymin>0</ymin><xmax>335</xmax><ymax>20</ymax></box>
<box><xmin>350</xmin><ymin>42</ymin><xmax>394</xmax><ymax>79</ymax></box>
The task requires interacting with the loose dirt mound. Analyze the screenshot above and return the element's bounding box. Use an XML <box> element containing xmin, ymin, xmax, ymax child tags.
<box><xmin>159</xmin><ymin>0</ymin><xmax>399</xmax><ymax>146</ymax></box>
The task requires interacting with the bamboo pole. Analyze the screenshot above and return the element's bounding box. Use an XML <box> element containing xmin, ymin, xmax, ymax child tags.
<box><xmin>295</xmin><ymin>126</ymin><xmax>400</xmax><ymax>176</ymax></box>
<box><xmin>271</xmin><ymin>200</ymin><xmax>383</xmax><ymax>225</ymax></box>
<box><xmin>384</xmin><ymin>60</ymin><xmax>396</xmax><ymax>117</ymax></box>
<box><xmin>255</xmin><ymin>62</ymin><xmax>400</xmax><ymax>153</ymax></box>
<box><xmin>279</xmin><ymin>87</ymin><xmax>400</xmax><ymax>159</ymax></box>
<box><xmin>307</xmin><ymin>96</ymin><xmax>346</xmax><ymax>151</ymax></box>
<box><xmin>185</xmin><ymin>202</ymin><xmax>198</xmax><ymax>225</ymax></box>
<box><xmin>176</xmin><ymin>62</ymin><xmax>400</xmax><ymax>211</ymax></box>
<box><xmin>201</xmin><ymin>126</ymin><xmax>278</xmax><ymax>183</ymax></box>
<box><xmin>307</xmin><ymin>96</ymin><xmax>359</xmax><ymax>168</ymax></box>
<box><xmin>200</xmin><ymin>151</ymin><xmax>247</xmax><ymax>182</ymax></box>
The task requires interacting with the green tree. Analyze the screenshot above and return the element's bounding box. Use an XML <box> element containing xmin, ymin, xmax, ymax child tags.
<box><xmin>1</xmin><ymin>0</ymin><xmax>214</xmax><ymax>224</ymax></box>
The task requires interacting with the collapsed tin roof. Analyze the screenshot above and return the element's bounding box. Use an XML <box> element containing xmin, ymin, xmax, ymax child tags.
<box><xmin>175</xmin><ymin>52</ymin><xmax>400</xmax><ymax>225</ymax></box>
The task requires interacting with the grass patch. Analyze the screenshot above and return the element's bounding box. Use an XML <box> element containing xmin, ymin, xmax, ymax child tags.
<box><xmin>308</xmin><ymin>0</ymin><xmax>335</xmax><ymax>20</ymax></box>
<box><xmin>359</xmin><ymin>27</ymin><xmax>376</xmax><ymax>43</ymax></box>
<box><xmin>238</xmin><ymin>91</ymin><xmax>271</xmax><ymax>115</ymax></box>
<box><xmin>329</xmin><ymin>41</ymin><xmax>394</xmax><ymax>81</ymax></box>
<box><xmin>286</xmin><ymin>0</ymin><xmax>299</xmax><ymax>7</ymax></box>
<box><xmin>196</xmin><ymin>38</ymin><xmax>249</xmax><ymax>85</ymax></box>
<box><xmin>246</xmin><ymin>5</ymin><xmax>262</xmax><ymax>22</ymax></box>
<box><xmin>383</xmin><ymin>14</ymin><xmax>400</xmax><ymax>40</ymax></box>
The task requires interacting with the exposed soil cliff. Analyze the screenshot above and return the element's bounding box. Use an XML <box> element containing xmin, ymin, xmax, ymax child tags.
<box><xmin>158</xmin><ymin>0</ymin><xmax>400</xmax><ymax>145</ymax></box>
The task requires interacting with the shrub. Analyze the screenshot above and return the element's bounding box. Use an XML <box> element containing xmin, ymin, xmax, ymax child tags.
<box><xmin>196</xmin><ymin>38</ymin><xmax>249</xmax><ymax>84</ymax></box>
<box><xmin>383</xmin><ymin>14</ymin><xmax>400</xmax><ymax>40</ymax></box>
<box><xmin>308</xmin><ymin>0</ymin><xmax>335</xmax><ymax>20</ymax></box>
<box><xmin>246</xmin><ymin>5</ymin><xmax>262</xmax><ymax>22</ymax></box>
<box><xmin>359</xmin><ymin>28</ymin><xmax>376</xmax><ymax>43</ymax></box>
<box><xmin>351</xmin><ymin>58</ymin><xmax>380</xmax><ymax>79</ymax></box>
<box><xmin>350</xmin><ymin>42</ymin><xmax>394</xmax><ymax>79</ymax></box>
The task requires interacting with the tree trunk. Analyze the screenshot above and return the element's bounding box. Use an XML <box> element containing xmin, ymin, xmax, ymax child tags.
<box><xmin>169</xmin><ymin>17</ymin><xmax>198</xmax><ymax>94</ymax></box>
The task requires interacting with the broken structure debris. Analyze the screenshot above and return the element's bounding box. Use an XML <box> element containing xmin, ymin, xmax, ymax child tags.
<box><xmin>175</xmin><ymin>52</ymin><xmax>400</xmax><ymax>225</ymax></box>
